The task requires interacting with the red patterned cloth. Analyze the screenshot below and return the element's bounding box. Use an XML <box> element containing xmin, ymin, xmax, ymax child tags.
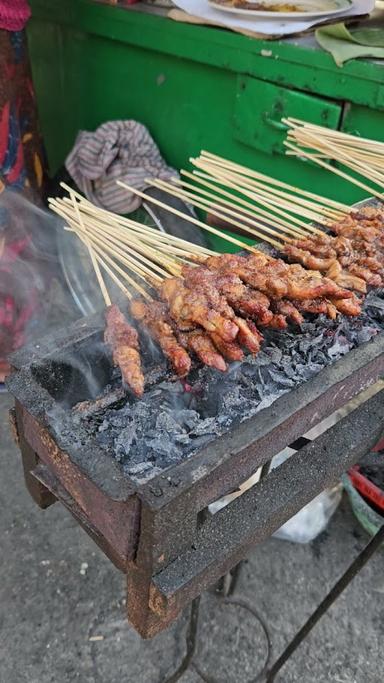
<box><xmin>0</xmin><ymin>1</ymin><xmax>30</xmax><ymax>32</ymax></box>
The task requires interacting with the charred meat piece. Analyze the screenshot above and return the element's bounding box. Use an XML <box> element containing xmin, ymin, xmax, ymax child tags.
<box><xmin>182</xmin><ymin>265</ymin><xmax>274</xmax><ymax>326</ymax></box>
<box><xmin>159</xmin><ymin>277</ymin><xmax>239</xmax><ymax>343</ymax></box>
<box><xmin>281</xmin><ymin>263</ymin><xmax>352</xmax><ymax>301</ymax></box>
<box><xmin>326</xmin><ymin>261</ymin><xmax>367</xmax><ymax>294</ymax></box>
<box><xmin>131</xmin><ymin>299</ymin><xmax>191</xmax><ymax>377</ymax></box>
<box><xmin>209</xmin><ymin>333</ymin><xmax>244</xmax><ymax>362</ymax></box>
<box><xmin>267</xmin><ymin>313</ymin><xmax>288</xmax><ymax>329</ymax></box>
<box><xmin>291</xmin><ymin>298</ymin><xmax>328</xmax><ymax>317</ymax></box>
<box><xmin>104</xmin><ymin>304</ymin><xmax>144</xmax><ymax>398</ymax></box>
<box><xmin>205</xmin><ymin>253</ymin><xmax>289</xmax><ymax>299</ymax></box>
<box><xmin>179</xmin><ymin>266</ymin><xmax>263</xmax><ymax>356</ymax></box>
<box><xmin>325</xmin><ymin>301</ymin><xmax>338</xmax><ymax>320</ymax></box>
<box><xmin>235</xmin><ymin>317</ymin><xmax>263</xmax><ymax>354</ymax></box>
<box><xmin>283</xmin><ymin>234</ymin><xmax>383</xmax><ymax>288</ymax></box>
<box><xmin>206</xmin><ymin>253</ymin><xmax>353</xmax><ymax>303</ymax></box>
<box><xmin>346</xmin><ymin>264</ymin><xmax>382</xmax><ymax>287</ymax></box>
<box><xmin>283</xmin><ymin>244</ymin><xmax>336</xmax><ymax>272</ymax></box>
<box><xmin>329</xmin><ymin>294</ymin><xmax>362</xmax><ymax>317</ymax></box>
<box><xmin>272</xmin><ymin>300</ymin><xmax>304</xmax><ymax>326</ymax></box>
<box><xmin>179</xmin><ymin>330</ymin><xmax>227</xmax><ymax>372</ymax></box>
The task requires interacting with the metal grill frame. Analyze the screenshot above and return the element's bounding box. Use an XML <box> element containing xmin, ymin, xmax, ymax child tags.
<box><xmin>8</xmin><ymin>314</ymin><xmax>384</xmax><ymax>638</ymax></box>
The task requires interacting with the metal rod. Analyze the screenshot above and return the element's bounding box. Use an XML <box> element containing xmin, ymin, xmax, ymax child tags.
<box><xmin>193</xmin><ymin>595</ymin><xmax>272</xmax><ymax>683</ymax></box>
<box><xmin>265</xmin><ymin>522</ymin><xmax>384</xmax><ymax>682</ymax></box>
<box><xmin>162</xmin><ymin>597</ymin><xmax>201</xmax><ymax>683</ymax></box>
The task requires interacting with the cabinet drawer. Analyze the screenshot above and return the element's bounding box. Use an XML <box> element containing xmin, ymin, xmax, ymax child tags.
<box><xmin>233</xmin><ymin>76</ymin><xmax>342</xmax><ymax>155</ymax></box>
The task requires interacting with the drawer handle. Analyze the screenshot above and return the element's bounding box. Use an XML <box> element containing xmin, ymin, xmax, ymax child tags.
<box><xmin>262</xmin><ymin>114</ymin><xmax>288</xmax><ymax>131</ymax></box>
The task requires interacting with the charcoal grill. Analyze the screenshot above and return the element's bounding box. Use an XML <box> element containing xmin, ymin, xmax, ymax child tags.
<box><xmin>7</xmin><ymin>298</ymin><xmax>384</xmax><ymax>645</ymax></box>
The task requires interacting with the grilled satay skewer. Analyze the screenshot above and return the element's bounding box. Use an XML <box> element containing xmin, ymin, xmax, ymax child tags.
<box><xmin>181</xmin><ymin>264</ymin><xmax>275</xmax><ymax>327</ymax></box>
<box><xmin>159</xmin><ymin>276</ymin><xmax>240</xmax><ymax>343</ymax></box>
<box><xmin>104</xmin><ymin>304</ymin><xmax>144</xmax><ymax>398</ymax></box>
<box><xmin>130</xmin><ymin>299</ymin><xmax>192</xmax><ymax>377</ymax></box>
<box><xmin>179</xmin><ymin>264</ymin><xmax>263</xmax><ymax>352</ymax></box>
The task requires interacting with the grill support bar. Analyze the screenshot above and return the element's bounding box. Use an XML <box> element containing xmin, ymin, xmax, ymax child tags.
<box><xmin>159</xmin><ymin>523</ymin><xmax>384</xmax><ymax>682</ymax></box>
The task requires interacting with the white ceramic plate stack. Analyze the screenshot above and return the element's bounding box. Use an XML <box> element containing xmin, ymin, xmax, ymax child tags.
<box><xmin>207</xmin><ymin>0</ymin><xmax>353</xmax><ymax>19</ymax></box>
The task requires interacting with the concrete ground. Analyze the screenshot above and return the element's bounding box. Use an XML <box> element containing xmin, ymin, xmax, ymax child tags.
<box><xmin>1</xmin><ymin>391</ymin><xmax>383</xmax><ymax>683</ymax></box>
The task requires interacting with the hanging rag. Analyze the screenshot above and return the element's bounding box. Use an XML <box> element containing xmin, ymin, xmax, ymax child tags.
<box><xmin>65</xmin><ymin>120</ymin><xmax>178</xmax><ymax>214</ymax></box>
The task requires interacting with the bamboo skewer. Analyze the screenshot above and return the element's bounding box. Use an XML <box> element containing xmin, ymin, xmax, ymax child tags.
<box><xmin>284</xmin><ymin>118</ymin><xmax>384</xmax><ymax>153</ymax></box>
<box><xmin>68</xmin><ymin>192</ymin><xmax>111</xmax><ymax>307</ymax></box>
<box><xmin>116</xmin><ymin>180</ymin><xmax>265</xmax><ymax>253</ymax></box>
<box><xmin>147</xmin><ymin>176</ymin><xmax>292</xmax><ymax>244</ymax></box>
<box><xmin>199</xmin><ymin>150</ymin><xmax>351</xmax><ymax>212</ymax></box>
<box><xmin>51</xmin><ymin>198</ymin><xmax>180</xmax><ymax>278</ymax></box>
<box><xmin>188</xmin><ymin>166</ymin><xmax>341</xmax><ymax>223</ymax></box>
<box><xmin>59</xmin><ymin>195</ymin><xmax>214</xmax><ymax>257</ymax></box>
<box><xmin>284</xmin><ymin>119</ymin><xmax>384</xmax><ymax>199</ymax></box>
<box><xmin>176</xmin><ymin>172</ymin><xmax>318</xmax><ymax>237</ymax></box>
<box><xmin>58</xmin><ymin>182</ymin><xmax>214</xmax><ymax>257</ymax></box>
<box><xmin>146</xmin><ymin>177</ymin><xmax>285</xmax><ymax>248</ymax></box>
<box><xmin>50</xmin><ymin>202</ymin><xmax>154</xmax><ymax>299</ymax></box>
<box><xmin>66</xmin><ymin>224</ymin><xmax>136</xmax><ymax>301</ymax></box>
<box><xmin>193</xmin><ymin>158</ymin><xmax>342</xmax><ymax>223</ymax></box>
<box><xmin>51</xmin><ymin>197</ymin><xmax>208</xmax><ymax>267</ymax></box>
<box><xmin>192</xmin><ymin>158</ymin><xmax>331</xmax><ymax>226</ymax></box>
<box><xmin>191</xmin><ymin>159</ymin><xmax>326</xmax><ymax>231</ymax></box>
<box><xmin>284</xmin><ymin>140</ymin><xmax>384</xmax><ymax>201</ymax></box>
<box><xmin>287</xmin><ymin>128</ymin><xmax>384</xmax><ymax>188</ymax></box>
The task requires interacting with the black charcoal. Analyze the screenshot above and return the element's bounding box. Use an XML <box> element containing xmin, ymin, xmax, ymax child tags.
<box><xmin>60</xmin><ymin>290</ymin><xmax>384</xmax><ymax>483</ymax></box>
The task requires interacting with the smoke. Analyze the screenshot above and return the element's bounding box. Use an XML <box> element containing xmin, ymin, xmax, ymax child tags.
<box><xmin>0</xmin><ymin>189</ymin><xmax>82</xmax><ymax>366</ymax></box>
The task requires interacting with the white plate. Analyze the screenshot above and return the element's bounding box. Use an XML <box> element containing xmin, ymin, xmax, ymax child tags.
<box><xmin>208</xmin><ymin>0</ymin><xmax>352</xmax><ymax>18</ymax></box>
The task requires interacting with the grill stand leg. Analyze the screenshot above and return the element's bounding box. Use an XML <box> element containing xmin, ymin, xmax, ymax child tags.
<box><xmin>162</xmin><ymin>597</ymin><xmax>201</xmax><ymax>683</ymax></box>
<box><xmin>161</xmin><ymin>524</ymin><xmax>384</xmax><ymax>683</ymax></box>
<box><xmin>265</xmin><ymin>522</ymin><xmax>384</xmax><ymax>683</ymax></box>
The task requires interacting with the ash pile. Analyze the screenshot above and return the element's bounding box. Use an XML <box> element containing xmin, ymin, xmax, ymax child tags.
<box><xmin>76</xmin><ymin>290</ymin><xmax>384</xmax><ymax>482</ymax></box>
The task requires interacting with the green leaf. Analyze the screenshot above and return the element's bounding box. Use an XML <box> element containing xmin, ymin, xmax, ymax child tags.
<box><xmin>315</xmin><ymin>22</ymin><xmax>384</xmax><ymax>66</ymax></box>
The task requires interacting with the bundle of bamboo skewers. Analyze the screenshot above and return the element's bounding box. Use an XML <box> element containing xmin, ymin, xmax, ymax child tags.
<box><xmin>283</xmin><ymin>118</ymin><xmax>384</xmax><ymax>201</ymax></box>
<box><xmin>48</xmin><ymin>158</ymin><xmax>384</xmax><ymax>398</ymax></box>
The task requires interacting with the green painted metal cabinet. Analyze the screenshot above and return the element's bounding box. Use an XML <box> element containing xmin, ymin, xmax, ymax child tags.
<box><xmin>28</xmin><ymin>0</ymin><xmax>384</xmax><ymax>237</ymax></box>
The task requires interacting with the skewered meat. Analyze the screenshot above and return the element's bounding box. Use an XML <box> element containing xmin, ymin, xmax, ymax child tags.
<box><xmin>325</xmin><ymin>260</ymin><xmax>367</xmax><ymax>294</ymax></box>
<box><xmin>205</xmin><ymin>253</ymin><xmax>289</xmax><ymax>298</ymax></box>
<box><xmin>205</xmin><ymin>253</ymin><xmax>353</xmax><ymax>302</ymax></box>
<box><xmin>329</xmin><ymin>293</ymin><xmax>361</xmax><ymax>317</ymax></box>
<box><xmin>267</xmin><ymin>313</ymin><xmax>289</xmax><ymax>329</ymax></box>
<box><xmin>159</xmin><ymin>277</ymin><xmax>239</xmax><ymax>343</ymax></box>
<box><xmin>283</xmin><ymin>233</ymin><xmax>383</xmax><ymax>290</ymax></box>
<box><xmin>180</xmin><ymin>264</ymin><xmax>264</xmax><ymax>353</ymax></box>
<box><xmin>104</xmin><ymin>304</ymin><xmax>144</xmax><ymax>398</ymax></box>
<box><xmin>347</xmin><ymin>264</ymin><xmax>382</xmax><ymax>287</ymax></box>
<box><xmin>209</xmin><ymin>332</ymin><xmax>244</xmax><ymax>361</ymax></box>
<box><xmin>272</xmin><ymin>300</ymin><xmax>304</xmax><ymax>325</ymax></box>
<box><xmin>131</xmin><ymin>299</ymin><xmax>191</xmax><ymax>377</ymax></box>
<box><xmin>178</xmin><ymin>330</ymin><xmax>227</xmax><ymax>372</ymax></box>
<box><xmin>235</xmin><ymin>317</ymin><xmax>263</xmax><ymax>353</ymax></box>
<box><xmin>182</xmin><ymin>265</ymin><xmax>274</xmax><ymax>326</ymax></box>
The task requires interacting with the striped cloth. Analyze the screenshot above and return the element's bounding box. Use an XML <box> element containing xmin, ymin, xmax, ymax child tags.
<box><xmin>65</xmin><ymin>120</ymin><xmax>178</xmax><ymax>214</ymax></box>
<box><xmin>0</xmin><ymin>1</ymin><xmax>31</xmax><ymax>31</ymax></box>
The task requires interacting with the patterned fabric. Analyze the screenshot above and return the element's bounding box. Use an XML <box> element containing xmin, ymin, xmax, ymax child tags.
<box><xmin>0</xmin><ymin>30</ymin><xmax>45</xmax><ymax>195</ymax></box>
<box><xmin>0</xmin><ymin>28</ymin><xmax>46</xmax><ymax>379</ymax></box>
<box><xmin>65</xmin><ymin>120</ymin><xmax>177</xmax><ymax>214</ymax></box>
<box><xmin>0</xmin><ymin>0</ymin><xmax>30</xmax><ymax>32</ymax></box>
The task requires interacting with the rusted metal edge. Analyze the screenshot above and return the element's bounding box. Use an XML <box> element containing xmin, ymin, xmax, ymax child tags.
<box><xmin>139</xmin><ymin>332</ymin><xmax>384</xmax><ymax>510</ymax></box>
<box><xmin>32</xmin><ymin>463</ymin><xmax>129</xmax><ymax>572</ymax></box>
<box><xmin>16</xmin><ymin>400</ymin><xmax>136</xmax><ymax>502</ymax></box>
<box><xmin>149</xmin><ymin>388</ymin><xmax>384</xmax><ymax>620</ymax></box>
